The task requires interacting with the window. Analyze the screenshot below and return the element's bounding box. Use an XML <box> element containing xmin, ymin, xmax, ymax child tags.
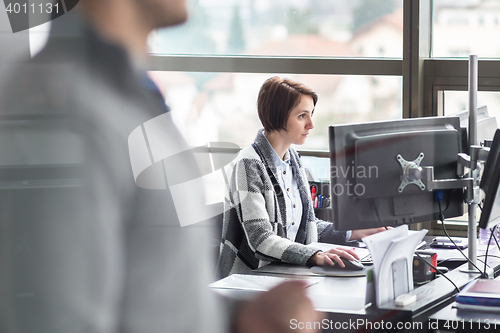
<box><xmin>442</xmin><ymin>91</ymin><xmax>500</xmax><ymax>121</ymax></box>
<box><xmin>149</xmin><ymin>0</ymin><xmax>497</xmax><ymax>236</ymax></box>
<box><xmin>148</xmin><ymin>71</ymin><xmax>402</xmax><ymax>150</ymax></box>
<box><xmin>149</xmin><ymin>0</ymin><xmax>403</xmax><ymax>58</ymax></box>
<box><xmin>432</xmin><ymin>0</ymin><xmax>500</xmax><ymax>58</ymax></box>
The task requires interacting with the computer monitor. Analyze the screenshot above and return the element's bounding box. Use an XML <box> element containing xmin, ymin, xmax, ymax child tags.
<box><xmin>450</xmin><ymin>106</ymin><xmax>497</xmax><ymax>153</ymax></box>
<box><xmin>329</xmin><ymin>116</ymin><xmax>465</xmax><ymax>231</ymax></box>
<box><xmin>479</xmin><ymin>129</ymin><xmax>500</xmax><ymax>230</ymax></box>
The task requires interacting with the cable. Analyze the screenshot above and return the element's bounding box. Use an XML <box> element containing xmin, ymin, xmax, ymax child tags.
<box><xmin>478</xmin><ymin>202</ymin><xmax>500</xmax><ymax>269</ymax></box>
<box><xmin>493</xmin><ymin>230</ymin><xmax>500</xmax><ymax>252</ymax></box>
<box><xmin>436</xmin><ymin>257</ymin><xmax>452</xmax><ymax>266</ymax></box>
<box><xmin>483</xmin><ymin>225</ymin><xmax>496</xmax><ymax>275</ymax></box>
<box><xmin>476</xmin><ymin>258</ymin><xmax>490</xmax><ymax>268</ymax></box>
<box><xmin>478</xmin><ymin>254</ymin><xmax>500</xmax><ymax>260</ymax></box>
<box><xmin>438</xmin><ymin>213</ymin><xmax>485</xmax><ymax>278</ymax></box>
<box><xmin>435</xmin><ymin>191</ymin><xmax>486</xmax><ymax>278</ymax></box>
<box><xmin>415</xmin><ymin>252</ymin><xmax>460</xmax><ymax>293</ymax></box>
<box><xmin>478</xmin><ymin>201</ymin><xmax>500</xmax><ymax>253</ymax></box>
<box><xmin>373</xmin><ymin>199</ymin><xmax>389</xmax><ymax>230</ymax></box>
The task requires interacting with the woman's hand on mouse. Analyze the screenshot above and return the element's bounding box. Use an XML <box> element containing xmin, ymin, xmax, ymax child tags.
<box><xmin>308</xmin><ymin>247</ymin><xmax>359</xmax><ymax>267</ymax></box>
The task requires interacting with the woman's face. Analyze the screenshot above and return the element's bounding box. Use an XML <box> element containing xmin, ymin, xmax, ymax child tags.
<box><xmin>280</xmin><ymin>94</ymin><xmax>315</xmax><ymax>146</ymax></box>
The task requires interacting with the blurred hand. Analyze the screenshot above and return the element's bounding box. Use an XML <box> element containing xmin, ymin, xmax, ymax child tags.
<box><xmin>350</xmin><ymin>227</ymin><xmax>391</xmax><ymax>241</ymax></box>
<box><xmin>309</xmin><ymin>247</ymin><xmax>359</xmax><ymax>267</ymax></box>
<box><xmin>236</xmin><ymin>280</ymin><xmax>323</xmax><ymax>333</ymax></box>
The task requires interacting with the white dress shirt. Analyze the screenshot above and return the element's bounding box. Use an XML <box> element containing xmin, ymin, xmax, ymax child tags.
<box><xmin>269</xmin><ymin>148</ymin><xmax>303</xmax><ymax>242</ymax></box>
<box><xmin>266</xmin><ymin>138</ymin><xmax>352</xmax><ymax>243</ymax></box>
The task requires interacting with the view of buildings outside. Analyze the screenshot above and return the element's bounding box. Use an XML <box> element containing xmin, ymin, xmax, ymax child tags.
<box><xmin>433</xmin><ymin>0</ymin><xmax>500</xmax><ymax>120</ymax></box>
<box><xmin>433</xmin><ymin>0</ymin><xmax>500</xmax><ymax>58</ymax></box>
<box><xmin>149</xmin><ymin>0</ymin><xmax>403</xmax><ymax>57</ymax></box>
<box><xmin>148</xmin><ymin>0</ymin><xmax>404</xmax><ymax>151</ymax></box>
<box><xmin>143</xmin><ymin>0</ymin><xmax>500</xmax><ymax>201</ymax></box>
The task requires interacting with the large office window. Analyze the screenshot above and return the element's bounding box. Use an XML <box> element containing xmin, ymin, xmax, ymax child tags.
<box><xmin>149</xmin><ymin>0</ymin><xmax>403</xmax><ymax>58</ymax></box>
<box><xmin>147</xmin><ymin>1</ymin><xmax>500</xmax><ymax>233</ymax></box>
<box><xmin>425</xmin><ymin>1</ymin><xmax>500</xmax><ymax>232</ymax></box>
<box><xmin>432</xmin><ymin>0</ymin><xmax>500</xmax><ymax>58</ymax></box>
<box><xmin>148</xmin><ymin>0</ymin><xmax>404</xmax><ymax>148</ymax></box>
<box><xmin>148</xmin><ymin>71</ymin><xmax>402</xmax><ymax>150</ymax></box>
<box><xmin>147</xmin><ymin>0</ymin><xmax>404</xmax><ymax>208</ymax></box>
<box><xmin>427</xmin><ymin>0</ymin><xmax>500</xmax><ymax>119</ymax></box>
<box><xmin>442</xmin><ymin>91</ymin><xmax>500</xmax><ymax>120</ymax></box>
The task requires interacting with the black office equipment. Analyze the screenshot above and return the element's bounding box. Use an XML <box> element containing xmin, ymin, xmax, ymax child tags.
<box><xmin>329</xmin><ymin>116</ymin><xmax>464</xmax><ymax>231</ymax></box>
<box><xmin>430</xmin><ymin>238</ymin><xmax>468</xmax><ymax>250</ymax></box>
<box><xmin>310</xmin><ymin>264</ymin><xmax>367</xmax><ymax>277</ymax></box>
<box><xmin>413</xmin><ymin>253</ymin><xmax>435</xmax><ymax>284</ymax></box>
<box><xmin>479</xmin><ymin>129</ymin><xmax>500</xmax><ymax>230</ymax></box>
<box><xmin>480</xmin><ymin>129</ymin><xmax>500</xmax><ymax>196</ymax></box>
<box><xmin>340</xmin><ymin>257</ymin><xmax>364</xmax><ymax>270</ymax></box>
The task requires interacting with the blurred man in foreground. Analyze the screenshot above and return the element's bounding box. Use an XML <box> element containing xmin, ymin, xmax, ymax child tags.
<box><xmin>0</xmin><ymin>0</ymin><xmax>320</xmax><ymax>332</ymax></box>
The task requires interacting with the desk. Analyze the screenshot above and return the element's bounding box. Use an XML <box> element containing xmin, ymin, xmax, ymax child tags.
<box><xmin>428</xmin><ymin>275</ymin><xmax>500</xmax><ymax>332</ymax></box>
<box><xmin>428</xmin><ymin>303</ymin><xmax>500</xmax><ymax>332</ymax></box>
<box><xmin>211</xmin><ymin>262</ymin><xmax>482</xmax><ymax>332</ymax></box>
<box><xmin>211</xmin><ymin>242</ymin><xmax>500</xmax><ymax>332</ymax></box>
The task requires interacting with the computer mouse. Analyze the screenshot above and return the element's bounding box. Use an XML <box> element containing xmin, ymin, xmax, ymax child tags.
<box><xmin>309</xmin><ymin>257</ymin><xmax>366</xmax><ymax>277</ymax></box>
<box><xmin>340</xmin><ymin>257</ymin><xmax>364</xmax><ymax>271</ymax></box>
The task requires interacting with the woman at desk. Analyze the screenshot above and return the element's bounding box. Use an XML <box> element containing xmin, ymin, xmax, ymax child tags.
<box><xmin>218</xmin><ymin>76</ymin><xmax>386</xmax><ymax>277</ymax></box>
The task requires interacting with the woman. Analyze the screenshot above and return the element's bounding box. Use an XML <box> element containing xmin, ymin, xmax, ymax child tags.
<box><xmin>218</xmin><ymin>77</ymin><xmax>385</xmax><ymax>277</ymax></box>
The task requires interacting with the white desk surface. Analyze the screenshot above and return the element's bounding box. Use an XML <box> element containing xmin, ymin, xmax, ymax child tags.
<box><xmin>210</xmin><ymin>241</ymin><xmax>500</xmax><ymax>316</ymax></box>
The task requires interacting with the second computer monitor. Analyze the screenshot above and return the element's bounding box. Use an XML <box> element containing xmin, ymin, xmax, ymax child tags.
<box><xmin>329</xmin><ymin>116</ymin><xmax>464</xmax><ymax>231</ymax></box>
<box><xmin>479</xmin><ymin>129</ymin><xmax>500</xmax><ymax>230</ymax></box>
<box><xmin>451</xmin><ymin>105</ymin><xmax>497</xmax><ymax>153</ymax></box>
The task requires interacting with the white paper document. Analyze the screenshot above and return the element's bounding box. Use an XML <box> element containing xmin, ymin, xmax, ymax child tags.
<box><xmin>209</xmin><ymin>274</ymin><xmax>320</xmax><ymax>292</ymax></box>
<box><xmin>362</xmin><ymin>225</ymin><xmax>427</xmax><ymax>307</ymax></box>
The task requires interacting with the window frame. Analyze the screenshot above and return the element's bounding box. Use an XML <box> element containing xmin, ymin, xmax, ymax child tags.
<box><xmin>148</xmin><ymin>0</ymin><xmax>497</xmax><ymax>234</ymax></box>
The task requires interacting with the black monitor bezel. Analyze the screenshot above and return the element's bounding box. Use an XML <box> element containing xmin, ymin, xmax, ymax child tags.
<box><xmin>329</xmin><ymin>116</ymin><xmax>464</xmax><ymax>231</ymax></box>
<box><xmin>480</xmin><ymin>129</ymin><xmax>500</xmax><ymax>194</ymax></box>
<box><xmin>479</xmin><ymin>129</ymin><xmax>500</xmax><ymax>230</ymax></box>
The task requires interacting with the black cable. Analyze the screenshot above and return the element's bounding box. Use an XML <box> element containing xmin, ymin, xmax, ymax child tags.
<box><xmin>478</xmin><ymin>254</ymin><xmax>500</xmax><ymax>260</ymax></box>
<box><xmin>478</xmin><ymin>202</ymin><xmax>500</xmax><ymax>266</ymax></box>
<box><xmin>415</xmin><ymin>252</ymin><xmax>460</xmax><ymax>293</ymax></box>
<box><xmin>478</xmin><ymin>201</ymin><xmax>500</xmax><ymax>252</ymax></box>
<box><xmin>491</xmin><ymin>228</ymin><xmax>500</xmax><ymax>252</ymax></box>
<box><xmin>476</xmin><ymin>258</ymin><xmax>490</xmax><ymax>267</ymax></box>
<box><xmin>484</xmin><ymin>225</ymin><xmax>496</xmax><ymax>275</ymax></box>
<box><xmin>434</xmin><ymin>255</ymin><xmax>500</xmax><ymax>268</ymax></box>
<box><xmin>437</xmin><ymin>200</ymin><xmax>486</xmax><ymax>278</ymax></box>
<box><xmin>436</xmin><ymin>257</ymin><xmax>452</xmax><ymax>266</ymax></box>
<box><xmin>373</xmin><ymin>199</ymin><xmax>389</xmax><ymax>230</ymax></box>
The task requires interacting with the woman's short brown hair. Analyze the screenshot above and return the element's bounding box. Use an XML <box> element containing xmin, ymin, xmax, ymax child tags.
<box><xmin>257</xmin><ymin>76</ymin><xmax>318</xmax><ymax>132</ymax></box>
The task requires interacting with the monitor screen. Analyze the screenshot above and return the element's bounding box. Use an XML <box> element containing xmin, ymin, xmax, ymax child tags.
<box><xmin>329</xmin><ymin>116</ymin><xmax>464</xmax><ymax>231</ymax></box>
<box><xmin>479</xmin><ymin>129</ymin><xmax>500</xmax><ymax>230</ymax></box>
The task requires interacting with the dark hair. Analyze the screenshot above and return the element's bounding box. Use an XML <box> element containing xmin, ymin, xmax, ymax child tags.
<box><xmin>257</xmin><ymin>76</ymin><xmax>318</xmax><ymax>132</ymax></box>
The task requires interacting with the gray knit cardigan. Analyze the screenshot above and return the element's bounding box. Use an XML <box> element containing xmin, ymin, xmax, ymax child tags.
<box><xmin>217</xmin><ymin>129</ymin><xmax>347</xmax><ymax>277</ymax></box>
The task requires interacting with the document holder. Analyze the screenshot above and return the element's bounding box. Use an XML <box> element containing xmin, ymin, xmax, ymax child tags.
<box><xmin>363</xmin><ymin>225</ymin><xmax>427</xmax><ymax>307</ymax></box>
